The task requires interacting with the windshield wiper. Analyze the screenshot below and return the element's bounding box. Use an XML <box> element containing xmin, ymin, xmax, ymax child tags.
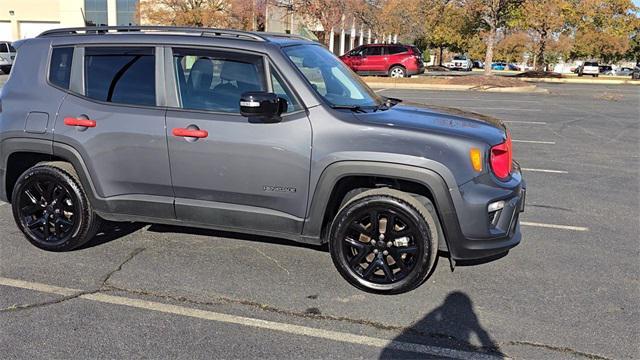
<box><xmin>331</xmin><ymin>105</ymin><xmax>367</xmax><ymax>113</ymax></box>
<box><xmin>373</xmin><ymin>97</ymin><xmax>403</xmax><ymax>112</ymax></box>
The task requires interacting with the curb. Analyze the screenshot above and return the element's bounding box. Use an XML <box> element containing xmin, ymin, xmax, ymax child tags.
<box><xmin>364</xmin><ymin>82</ymin><xmax>547</xmax><ymax>93</ymax></box>
<box><xmin>518</xmin><ymin>77</ymin><xmax>640</xmax><ymax>85</ymax></box>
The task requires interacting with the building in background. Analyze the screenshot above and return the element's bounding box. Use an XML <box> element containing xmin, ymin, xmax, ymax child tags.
<box><xmin>265</xmin><ymin>2</ymin><xmax>398</xmax><ymax>56</ymax></box>
<box><xmin>0</xmin><ymin>0</ymin><xmax>140</xmax><ymax>41</ymax></box>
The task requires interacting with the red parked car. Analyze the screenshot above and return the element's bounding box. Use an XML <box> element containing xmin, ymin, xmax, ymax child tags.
<box><xmin>339</xmin><ymin>44</ymin><xmax>425</xmax><ymax>78</ymax></box>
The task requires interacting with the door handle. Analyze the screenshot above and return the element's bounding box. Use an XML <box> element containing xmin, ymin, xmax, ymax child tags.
<box><xmin>172</xmin><ymin>128</ymin><xmax>208</xmax><ymax>139</ymax></box>
<box><xmin>64</xmin><ymin>117</ymin><xmax>96</xmax><ymax>128</ymax></box>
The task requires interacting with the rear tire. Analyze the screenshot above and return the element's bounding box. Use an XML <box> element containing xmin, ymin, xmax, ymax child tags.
<box><xmin>328</xmin><ymin>188</ymin><xmax>439</xmax><ymax>294</ymax></box>
<box><xmin>388</xmin><ymin>66</ymin><xmax>406</xmax><ymax>78</ymax></box>
<box><xmin>11</xmin><ymin>163</ymin><xmax>102</xmax><ymax>251</ymax></box>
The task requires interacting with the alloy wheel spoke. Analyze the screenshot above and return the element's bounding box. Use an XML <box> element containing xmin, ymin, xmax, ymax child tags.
<box><xmin>362</xmin><ymin>258</ymin><xmax>381</xmax><ymax>280</ymax></box>
<box><xmin>348</xmin><ymin>222</ymin><xmax>373</xmax><ymax>237</ymax></box>
<box><xmin>380</xmin><ymin>257</ymin><xmax>394</xmax><ymax>282</ymax></box>
<box><xmin>389</xmin><ymin>248</ymin><xmax>408</xmax><ymax>273</ymax></box>
<box><xmin>344</xmin><ymin>237</ymin><xmax>365</xmax><ymax>250</ymax></box>
<box><xmin>349</xmin><ymin>246</ymin><xmax>372</xmax><ymax>268</ymax></box>
<box><xmin>26</xmin><ymin>216</ymin><xmax>45</xmax><ymax>229</ymax></box>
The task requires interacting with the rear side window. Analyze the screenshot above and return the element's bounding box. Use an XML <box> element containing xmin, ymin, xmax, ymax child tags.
<box><xmin>84</xmin><ymin>47</ymin><xmax>156</xmax><ymax>106</ymax></box>
<box><xmin>387</xmin><ymin>46</ymin><xmax>407</xmax><ymax>55</ymax></box>
<box><xmin>585</xmin><ymin>62</ymin><xmax>598</xmax><ymax>66</ymax></box>
<box><xmin>0</xmin><ymin>43</ymin><xmax>7</xmax><ymax>53</ymax></box>
<box><xmin>49</xmin><ymin>47</ymin><xmax>74</xmax><ymax>90</ymax></box>
<box><xmin>364</xmin><ymin>47</ymin><xmax>383</xmax><ymax>56</ymax></box>
<box><xmin>172</xmin><ymin>48</ymin><xmax>266</xmax><ymax>113</ymax></box>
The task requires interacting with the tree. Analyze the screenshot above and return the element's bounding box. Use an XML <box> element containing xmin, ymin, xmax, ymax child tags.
<box><xmin>495</xmin><ymin>31</ymin><xmax>528</xmax><ymax>63</ymax></box>
<box><xmin>138</xmin><ymin>0</ymin><xmax>266</xmax><ymax>30</ymax></box>
<box><xmin>568</xmin><ymin>0</ymin><xmax>638</xmax><ymax>63</ymax></box>
<box><xmin>138</xmin><ymin>0</ymin><xmax>231</xmax><ymax>27</ymax></box>
<box><xmin>465</xmin><ymin>0</ymin><xmax>523</xmax><ymax>74</ymax></box>
<box><xmin>519</xmin><ymin>0</ymin><xmax>568</xmax><ymax>71</ymax></box>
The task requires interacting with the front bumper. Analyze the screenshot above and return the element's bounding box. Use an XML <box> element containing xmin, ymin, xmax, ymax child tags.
<box><xmin>445</xmin><ymin>168</ymin><xmax>526</xmax><ymax>261</ymax></box>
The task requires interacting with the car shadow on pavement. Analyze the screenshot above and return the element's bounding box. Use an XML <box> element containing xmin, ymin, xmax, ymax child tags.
<box><xmin>146</xmin><ymin>224</ymin><xmax>328</xmax><ymax>252</ymax></box>
<box><xmin>77</xmin><ymin>221</ymin><xmax>147</xmax><ymax>250</ymax></box>
<box><xmin>379</xmin><ymin>291</ymin><xmax>505</xmax><ymax>359</ymax></box>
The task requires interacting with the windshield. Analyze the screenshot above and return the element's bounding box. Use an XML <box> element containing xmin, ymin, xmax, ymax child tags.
<box><xmin>8</xmin><ymin>43</ymin><xmax>15</xmax><ymax>52</ymax></box>
<box><xmin>283</xmin><ymin>44</ymin><xmax>383</xmax><ymax>108</ymax></box>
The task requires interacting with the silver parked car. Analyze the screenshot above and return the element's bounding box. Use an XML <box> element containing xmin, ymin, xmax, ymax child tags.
<box><xmin>0</xmin><ymin>41</ymin><xmax>16</xmax><ymax>74</ymax></box>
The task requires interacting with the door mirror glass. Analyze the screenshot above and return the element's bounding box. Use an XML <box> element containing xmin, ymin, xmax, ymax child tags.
<box><xmin>240</xmin><ymin>92</ymin><xmax>287</xmax><ymax>122</ymax></box>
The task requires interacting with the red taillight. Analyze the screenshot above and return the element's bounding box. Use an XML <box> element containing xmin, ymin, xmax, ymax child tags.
<box><xmin>490</xmin><ymin>134</ymin><xmax>513</xmax><ymax>180</ymax></box>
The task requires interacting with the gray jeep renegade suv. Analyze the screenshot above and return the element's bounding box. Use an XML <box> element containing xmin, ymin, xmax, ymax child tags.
<box><xmin>0</xmin><ymin>26</ymin><xmax>525</xmax><ymax>293</ymax></box>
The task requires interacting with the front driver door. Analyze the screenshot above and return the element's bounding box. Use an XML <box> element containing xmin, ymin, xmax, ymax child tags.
<box><xmin>164</xmin><ymin>47</ymin><xmax>312</xmax><ymax>236</ymax></box>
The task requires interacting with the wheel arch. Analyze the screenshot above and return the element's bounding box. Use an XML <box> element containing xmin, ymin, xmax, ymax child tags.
<box><xmin>302</xmin><ymin>161</ymin><xmax>465</xmax><ymax>258</ymax></box>
<box><xmin>1</xmin><ymin>139</ymin><xmax>99</xmax><ymax>208</ymax></box>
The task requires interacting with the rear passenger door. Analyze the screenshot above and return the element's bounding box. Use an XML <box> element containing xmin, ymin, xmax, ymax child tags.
<box><xmin>164</xmin><ymin>47</ymin><xmax>312</xmax><ymax>235</ymax></box>
<box><xmin>54</xmin><ymin>46</ymin><xmax>174</xmax><ymax>218</ymax></box>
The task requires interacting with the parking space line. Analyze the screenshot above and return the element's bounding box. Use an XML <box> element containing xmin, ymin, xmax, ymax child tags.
<box><xmin>0</xmin><ymin>276</ymin><xmax>502</xmax><ymax>360</ymax></box>
<box><xmin>458</xmin><ymin>106</ymin><xmax>541</xmax><ymax>112</ymax></box>
<box><xmin>521</xmin><ymin>222</ymin><xmax>589</xmax><ymax>232</ymax></box>
<box><xmin>504</xmin><ymin>121</ymin><xmax>547</xmax><ymax>125</ymax></box>
<box><xmin>521</xmin><ymin>168</ymin><xmax>568</xmax><ymax>174</ymax></box>
<box><xmin>512</xmin><ymin>140</ymin><xmax>555</xmax><ymax>145</ymax></box>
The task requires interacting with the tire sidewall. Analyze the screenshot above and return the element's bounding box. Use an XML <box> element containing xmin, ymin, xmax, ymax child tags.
<box><xmin>329</xmin><ymin>194</ymin><xmax>435</xmax><ymax>294</ymax></box>
<box><xmin>11</xmin><ymin>166</ymin><xmax>93</xmax><ymax>251</ymax></box>
<box><xmin>389</xmin><ymin>66</ymin><xmax>406</xmax><ymax>78</ymax></box>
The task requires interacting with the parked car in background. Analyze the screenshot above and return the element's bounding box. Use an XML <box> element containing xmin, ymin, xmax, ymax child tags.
<box><xmin>578</xmin><ymin>61</ymin><xmax>599</xmax><ymax>77</ymax></box>
<box><xmin>0</xmin><ymin>41</ymin><xmax>16</xmax><ymax>74</ymax></box>
<box><xmin>611</xmin><ymin>67</ymin><xmax>634</xmax><ymax>76</ymax></box>
<box><xmin>491</xmin><ymin>62</ymin><xmax>507</xmax><ymax>71</ymax></box>
<box><xmin>340</xmin><ymin>44</ymin><xmax>424</xmax><ymax>78</ymax></box>
<box><xmin>632</xmin><ymin>62</ymin><xmax>640</xmax><ymax>80</ymax></box>
<box><xmin>507</xmin><ymin>63</ymin><xmax>520</xmax><ymax>71</ymax></box>
<box><xmin>445</xmin><ymin>55</ymin><xmax>473</xmax><ymax>71</ymax></box>
<box><xmin>472</xmin><ymin>60</ymin><xmax>484</xmax><ymax>69</ymax></box>
<box><xmin>598</xmin><ymin>65</ymin><xmax>613</xmax><ymax>75</ymax></box>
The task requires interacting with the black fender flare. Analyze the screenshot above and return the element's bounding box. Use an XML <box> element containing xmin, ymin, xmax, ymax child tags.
<box><xmin>301</xmin><ymin>161</ymin><xmax>465</xmax><ymax>259</ymax></box>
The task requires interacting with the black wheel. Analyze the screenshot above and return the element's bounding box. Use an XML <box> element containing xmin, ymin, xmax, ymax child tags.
<box><xmin>329</xmin><ymin>188</ymin><xmax>439</xmax><ymax>294</ymax></box>
<box><xmin>0</xmin><ymin>65</ymin><xmax>10</xmax><ymax>74</ymax></box>
<box><xmin>388</xmin><ymin>66</ymin><xmax>406</xmax><ymax>78</ymax></box>
<box><xmin>11</xmin><ymin>163</ymin><xmax>101</xmax><ymax>251</ymax></box>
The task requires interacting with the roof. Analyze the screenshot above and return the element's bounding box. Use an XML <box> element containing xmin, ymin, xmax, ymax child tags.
<box><xmin>36</xmin><ymin>26</ymin><xmax>313</xmax><ymax>46</ymax></box>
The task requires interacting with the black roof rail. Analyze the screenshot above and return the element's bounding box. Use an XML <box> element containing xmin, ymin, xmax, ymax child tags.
<box><xmin>37</xmin><ymin>26</ymin><xmax>267</xmax><ymax>42</ymax></box>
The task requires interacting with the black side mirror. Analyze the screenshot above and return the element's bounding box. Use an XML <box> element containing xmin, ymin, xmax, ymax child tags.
<box><xmin>240</xmin><ymin>92</ymin><xmax>287</xmax><ymax>122</ymax></box>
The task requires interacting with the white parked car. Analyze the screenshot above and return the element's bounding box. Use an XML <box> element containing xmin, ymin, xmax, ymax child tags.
<box><xmin>578</xmin><ymin>61</ymin><xmax>599</xmax><ymax>77</ymax></box>
<box><xmin>0</xmin><ymin>41</ymin><xmax>16</xmax><ymax>74</ymax></box>
<box><xmin>446</xmin><ymin>55</ymin><xmax>473</xmax><ymax>71</ymax></box>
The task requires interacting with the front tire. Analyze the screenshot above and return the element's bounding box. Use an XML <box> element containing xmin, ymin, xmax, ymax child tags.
<box><xmin>388</xmin><ymin>66</ymin><xmax>406</xmax><ymax>78</ymax></box>
<box><xmin>329</xmin><ymin>188</ymin><xmax>439</xmax><ymax>294</ymax></box>
<box><xmin>11</xmin><ymin>163</ymin><xmax>101</xmax><ymax>251</ymax></box>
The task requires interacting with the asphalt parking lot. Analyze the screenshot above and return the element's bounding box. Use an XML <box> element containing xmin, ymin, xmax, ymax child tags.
<box><xmin>1</xmin><ymin>73</ymin><xmax>638</xmax><ymax>359</ymax></box>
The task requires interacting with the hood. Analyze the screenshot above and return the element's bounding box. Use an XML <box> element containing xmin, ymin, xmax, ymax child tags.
<box><xmin>355</xmin><ymin>102</ymin><xmax>508</xmax><ymax>145</ymax></box>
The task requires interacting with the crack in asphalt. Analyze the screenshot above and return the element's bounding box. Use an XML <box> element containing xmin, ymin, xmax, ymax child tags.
<box><xmin>0</xmin><ymin>247</ymin><xmax>146</xmax><ymax>314</ymax></box>
<box><xmin>0</xmin><ymin>246</ymin><xmax>613</xmax><ymax>359</ymax></box>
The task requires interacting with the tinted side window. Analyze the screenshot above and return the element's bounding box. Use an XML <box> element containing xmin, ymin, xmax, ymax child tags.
<box><xmin>270</xmin><ymin>66</ymin><xmax>302</xmax><ymax>113</ymax></box>
<box><xmin>365</xmin><ymin>47</ymin><xmax>382</xmax><ymax>56</ymax></box>
<box><xmin>84</xmin><ymin>47</ymin><xmax>156</xmax><ymax>106</ymax></box>
<box><xmin>0</xmin><ymin>43</ymin><xmax>7</xmax><ymax>53</ymax></box>
<box><xmin>49</xmin><ymin>47</ymin><xmax>74</xmax><ymax>90</ymax></box>
<box><xmin>173</xmin><ymin>48</ymin><xmax>266</xmax><ymax>113</ymax></box>
<box><xmin>388</xmin><ymin>46</ymin><xmax>407</xmax><ymax>55</ymax></box>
